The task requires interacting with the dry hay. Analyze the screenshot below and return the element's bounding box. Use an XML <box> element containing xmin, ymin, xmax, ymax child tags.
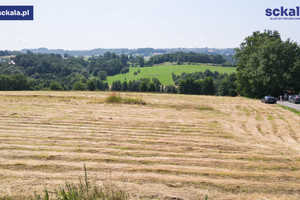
<box><xmin>0</xmin><ymin>91</ymin><xmax>299</xmax><ymax>200</ymax></box>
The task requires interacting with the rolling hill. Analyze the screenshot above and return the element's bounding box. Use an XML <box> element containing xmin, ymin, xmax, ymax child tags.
<box><xmin>107</xmin><ymin>64</ymin><xmax>236</xmax><ymax>85</ymax></box>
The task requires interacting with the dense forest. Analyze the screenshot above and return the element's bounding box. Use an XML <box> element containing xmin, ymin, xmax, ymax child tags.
<box><xmin>0</xmin><ymin>51</ymin><xmax>129</xmax><ymax>90</ymax></box>
<box><xmin>0</xmin><ymin>51</ymin><xmax>228</xmax><ymax>91</ymax></box>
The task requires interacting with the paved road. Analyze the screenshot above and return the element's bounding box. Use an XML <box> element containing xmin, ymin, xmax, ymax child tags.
<box><xmin>277</xmin><ymin>101</ymin><xmax>300</xmax><ymax>111</ymax></box>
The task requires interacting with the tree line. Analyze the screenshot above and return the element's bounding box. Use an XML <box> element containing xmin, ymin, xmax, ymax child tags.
<box><xmin>111</xmin><ymin>78</ymin><xmax>162</xmax><ymax>92</ymax></box>
<box><xmin>173</xmin><ymin>70</ymin><xmax>238</xmax><ymax>96</ymax></box>
<box><xmin>0</xmin><ymin>50</ymin><xmax>21</xmax><ymax>57</ymax></box>
<box><xmin>149</xmin><ymin>52</ymin><xmax>226</xmax><ymax>65</ymax></box>
<box><xmin>0</xmin><ymin>48</ymin><xmax>232</xmax><ymax>85</ymax></box>
<box><xmin>108</xmin><ymin>70</ymin><xmax>238</xmax><ymax>97</ymax></box>
<box><xmin>1</xmin><ymin>30</ymin><xmax>299</xmax><ymax>99</ymax></box>
<box><xmin>0</xmin><ymin>74</ymin><xmax>30</xmax><ymax>90</ymax></box>
<box><xmin>0</xmin><ymin>51</ymin><xmax>229</xmax><ymax>91</ymax></box>
<box><xmin>20</xmin><ymin>47</ymin><xmax>235</xmax><ymax>57</ymax></box>
<box><xmin>0</xmin><ymin>52</ymin><xmax>130</xmax><ymax>90</ymax></box>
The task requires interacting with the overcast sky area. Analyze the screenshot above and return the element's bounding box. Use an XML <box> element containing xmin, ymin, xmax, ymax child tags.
<box><xmin>0</xmin><ymin>0</ymin><xmax>299</xmax><ymax>50</ymax></box>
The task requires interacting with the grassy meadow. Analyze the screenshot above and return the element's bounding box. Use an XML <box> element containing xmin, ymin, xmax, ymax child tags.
<box><xmin>0</xmin><ymin>91</ymin><xmax>299</xmax><ymax>200</ymax></box>
<box><xmin>106</xmin><ymin>64</ymin><xmax>236</xmax><ymax>85</ymax></box>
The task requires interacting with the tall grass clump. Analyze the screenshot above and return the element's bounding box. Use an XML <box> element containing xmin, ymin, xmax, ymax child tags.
<box><xmin>3</xmin><ymin>165</ymin><xmax>128</xmax><ymax>200</ymax></box>
<box><xmin>195</xmin><ymin>105</ymin><xmax>214</xmax><ymax>111</ymax></box>
<box><xmin>105</xmin><ymin>93</ymin><xmax>146</xmax><ymax>105</ymax></box>
<box><xmin>105</xmin><ymin>93</ymin><xmax>123</xmax><ymax>103</ymax></box>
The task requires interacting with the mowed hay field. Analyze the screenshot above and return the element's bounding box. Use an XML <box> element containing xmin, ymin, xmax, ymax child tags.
<box><xmin>0</xmin><ymin>91</ymin><xmax>299</xmax><ymax>200</ymax></box>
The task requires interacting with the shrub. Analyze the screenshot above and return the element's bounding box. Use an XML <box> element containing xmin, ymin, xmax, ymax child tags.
<box><xmin>148</xmin><ymin>82</ymin><xmax>156</xmax><ymax>92</ymax></box>
<box><xmin>111</xmin><ymin>81</ymin><xmax>122</xmax><ymax>91</ymax></box>
<box><xmin>98</xmin><ymin>71</ymin><xmax>107</xmax><ymax>81</ymax></box>
<box><xmin>87</xmin><ymin>80</ymin><xmax>96</xmax><ymax>91</ymax></box>
<box><xmin>105</xmin><ymin>93</ymin><xmax>146</xmax><ymax>105</ymax></box>
<box><xmin>50</xmin><ymin>82</ymin><xmax>62</xmax><ymax>91</ymax></box>
<box><xmin>122</xmin><ymin>97</ymin><xmax>146</xmax><ymax>105</ymax></box>
<box><xmin>105</xmin><ymin>93</ymin><xmax>123</xmax><ymax>103</ymax></box>
<box><xmin>121</xmin><ymin>81</ymin><xmax>128</xmax><ymax>91</ymax></box>
<box><xmin>140</xmin><ymin>81</ymin><xmax>147</xmax><ymax>92</ymax></box>
<box><xmin>73</xmin><ymin>81</ymin><xmax>87</xmax><ymax>91</ymax></box>
<box><xmin>196</xmin><ymin>105</ymin><xmax>214</xmax><ymax>111</ymax></box>
<box><xmin>120</xmin><ymin>67</ymin><xmax>129</xmax><ymax>74</ymax></box>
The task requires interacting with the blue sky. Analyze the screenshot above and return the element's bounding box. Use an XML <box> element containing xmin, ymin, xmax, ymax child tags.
<box><xmin>0</xmin><ymin>0</ymin><xmax>299</xmax><ymax>50</ymax></box>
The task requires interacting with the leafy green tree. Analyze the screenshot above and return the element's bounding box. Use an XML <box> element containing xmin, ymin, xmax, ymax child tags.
<box><xmin>146</xmin><ymin>60</ymin><xmax>153</xmax><ymax>67</ymax></box>
<box><xmin>0</xmin><ymin>74</ymin><xmax>31</xmax><ymax>91</ymax></box>
<box><xmin>87</xmin><ymin>80</ymin><xmax>96</xmax><ymax>91</ymax></box>
<box><xmin>111</xmin><ymin>52</ymin><xmax>117</xmax><ymax>59</ymax></box>
<box><xmin>204</xmin><ymin>69</ymin><xmax>214</xmax><ymax>78</ymax></box>
<box><xmin>202</xmin><ymin>76</ymin><xmax>215</xmax><ymax>95</ymax></box>
<box><xmin>120</xmin><ymin>67</ymin><xmax>129</xmax><ymax>74</ymax></box>
<box><xmin>235</xmin><ymin>30</ymin><xmax>300</xmax><ymax>97</ymax></box>
<box><xmin>98</xmin><ymin>71</ymin><xmax>107</xmax><ymax>81</ymax></box>
<box><xmin>104</xmin><ymin>52</ymin><xmax>111</xmax><ymax>60</ymax></box>
<box><xmin>128</xmin><ymin>80</ymin><xmax>141</xmax><ymax>91</ymax></box>
<box><xmin>218</xmin><ymin>79</ymin><xmax>229</xmax><ymax>96</ymax></box>
<box><xmin>152</xmin><ymin>78</ymin><xmax>161</xmax><ymax>92</ymax></box>
<box><xmin>179</xmin><ymin>78</ymin><xmax>196</xmax><ymax>94</ymax></box>
<box><xmin>140</xmin><ymin>81</ymin><xmax>148</xmax><ymax>92</ymax></box>
<box><xmin>226</xmin><ymin>73</ymin><xmax>238</xmax><ymax>96</ymax></box>
<box><xmin>120</xmin><ymin>54</ymin><xmax>128</xmax><ymax>66</ymax></box>
<box><xmin>138</xmin><ymin>57</ymin><xmax>145</xmax><ymax>67</ymax></box>
<box><xmin>148</xmin><ymin>82</ymin><xmax>156</xmax><ymax>92</ymax></box>
<box><xmin>194</xmin><ymin>79</ymin><xmax>204</xmax><ymax>94</ymax></box>
<box><xmin>11</xmin><ymin>74</ymin><xmax>30</xmax><ymax>90</ymax></box>
<box><xmin>73</xmin><ymin>81</ymin><xmax>87</xmax><ymax>91</ymax></box>
<box><xmin>121</xmin><ymin>81</ymin><xmax>128</xmax><ymax>91</ymax></box>
<box><xmin>50</xmin><ymin>81</ymin><xmax>62</xmax><ymax>91</ymax></box>
<box><xmin>104</xmin><ymin>82</ymin><xmax>109</xmax><ymax>90</ymax></box>
<box><xmin>111</xmin><ymin>80</ymin><xmax>121</xmax><ymax>91</ymax></box>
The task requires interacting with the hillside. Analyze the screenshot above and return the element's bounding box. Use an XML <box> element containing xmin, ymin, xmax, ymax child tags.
<box><xmin>107</xmin><ymin>64</ymin><xmax>236</xmax><ymax>85</ymax></box>
<box><xmin>0</xmin><ymin>91</ymin><xmax>299</xmax><ymax>200</ymax></box>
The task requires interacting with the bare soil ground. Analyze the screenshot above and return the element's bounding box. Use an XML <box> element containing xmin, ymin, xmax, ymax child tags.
<box><xmin>0</xmin><ymin>91</ymin><xmax>299</xmax><ymax>200</ymax></box>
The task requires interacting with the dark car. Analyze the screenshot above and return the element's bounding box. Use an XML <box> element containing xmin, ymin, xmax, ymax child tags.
<box><xmin>289</xmin><ymin>95</ymin><xmax>300</xmax><ymax>104</ymax></box>
<box><xmin>261</xmin><ymin>96</ymin><xmax>277</xmax><ymax>104</ymax></box>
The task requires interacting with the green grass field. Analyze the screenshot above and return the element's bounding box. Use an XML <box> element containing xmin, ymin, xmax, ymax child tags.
<box><xmin>107</xmin><ymin>64</ymin><xmax>236</xmax><ymax>85</ymax></box>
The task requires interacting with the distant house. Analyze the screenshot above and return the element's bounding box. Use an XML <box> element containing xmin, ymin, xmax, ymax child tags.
<box><xmin>9</xmin><ymin>60</ymin><xmax>15</xmax><ymax>65</ymax></box>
